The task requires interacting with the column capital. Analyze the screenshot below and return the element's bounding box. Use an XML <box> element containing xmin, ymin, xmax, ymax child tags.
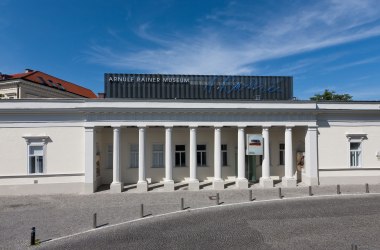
<box><xmin>85</xmin><ymin>126</ymin><xmax>95</xmax><ymax>131</ymax></box>
<box><xmin>214</xmin><ymin>126</ymin><xmax>222</xmax><ymax>130</ymax></box>
<box><xmin>285</xmin><ymin>125</ymin><xmax>295</xmax><ymax>129</ymax></box>
<box><xmin>112</xmin><ymin>126</ymin><xmax>121</xmax><ymax>130</ymax></box>
<box><xmin>165</xmin><ymin>125</ymin><xmax>173</xmax><ymax>129</ymax></box>
<box><xmin>307</xmin><ymin>125</ymin><xmax>318</xmax><ymax>131</ymax></box>
<box><xmin>262</xmin><ymin>126</ymin><xmax>271</xmax><ymax>130</ymax></box>
<box><xmin>189</xmin><ymin>125</ymin><xmax>198</xmax><ymax>129</ymax></box>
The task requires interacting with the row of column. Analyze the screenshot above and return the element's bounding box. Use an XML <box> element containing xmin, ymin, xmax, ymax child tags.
<box><xmin>84</xmin><ymin>125</ymin><xmax>318</xmax><ymax>193</ymax></box>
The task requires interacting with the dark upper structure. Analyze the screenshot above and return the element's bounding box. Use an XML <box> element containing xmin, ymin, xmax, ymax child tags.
<box><xmin>105</xmin><ymin>74</ymin><xmax>293</xmax><ymax>100</ymax></box>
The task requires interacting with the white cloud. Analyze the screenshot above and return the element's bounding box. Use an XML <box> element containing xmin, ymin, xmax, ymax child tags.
<box><xmin>85</xmin><ymin>0</ymin><xmax>380</xmax><ymax>75</ymax></box>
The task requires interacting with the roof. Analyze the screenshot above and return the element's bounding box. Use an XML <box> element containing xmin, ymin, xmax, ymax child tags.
<box><xmin>1</xmin><ymin>70</ymin><xmax>97</xmax><ymax>98</ymax></box>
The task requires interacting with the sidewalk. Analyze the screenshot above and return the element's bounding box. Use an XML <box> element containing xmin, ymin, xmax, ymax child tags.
<box><xmin>1</xmin><ymin>183</ymin><xmax>379</xmax><ymax>249</ymax></box>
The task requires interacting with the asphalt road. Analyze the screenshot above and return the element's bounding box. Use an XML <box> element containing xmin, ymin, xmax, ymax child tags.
<box><xmin>40</xmin><ymin>195</ymin><xmax>380</xmax><ymax>250</ymax></box>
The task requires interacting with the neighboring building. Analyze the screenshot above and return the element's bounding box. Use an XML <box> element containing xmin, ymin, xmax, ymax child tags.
<box><xmin>0</xmin><ymin>74</ymin><xmax>379</xmax><ymax>195</ymax></box>
<box><xmin>0</xmin><ymin>69</ymin><xmax>97</xmax><ymax>99</ymax></box>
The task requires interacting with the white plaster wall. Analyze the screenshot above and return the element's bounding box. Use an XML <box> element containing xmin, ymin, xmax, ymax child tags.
<box><xmin>0</xmin><ymin>127</ymin><xmax>84</xmax><ymax>176</ymax></box>
<box><xmin>318</xmin><ymin>126</ymin><xmax>380</xmax><ymax>169</ymax></box>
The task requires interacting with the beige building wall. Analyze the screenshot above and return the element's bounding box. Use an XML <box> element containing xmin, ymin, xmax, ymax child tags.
<box><xmin>318</xmin><ymin>125</ymin><xmax>380</xmax><ymax>184</ymax></box>
<box><xmin>0</xmin><ymin>127</ymin><xmax>84</xmax><ymax>186</ymax></box>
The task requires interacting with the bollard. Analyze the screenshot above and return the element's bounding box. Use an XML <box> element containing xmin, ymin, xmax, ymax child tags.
<box><xmin>93</xmin><ymin>213</ymin><xmax>97</xmax><ymax>228</ymax></box>
<box><xmin>140</xmin><ymin>204</ymin><xmax>144</xmax><ymax>218</ymax></box>
<box><xmin>365</xmin><ymin>183</ymin><xmax>369</xmax><ymax>193</ymax></box>
<box><xmin>278</xmin><ymin>187</ymin><xmax>283</xmax><ymax>199</ymax></box>
<box><xmin>216</xmin><ymin>193</ymin><xmax>220</xmax><ymax>205</ymax></box>
<box><xmin>351</xmin><ymin>243</ymin><xmax>358</xmax><ymax>250</ymax></box>
<box><xmin>249</xmin><ymin>190</ymin><xmax>253</xmax><ymax>201</ymax></box>
<box><xmin>309</xmin><ymin>186</ymin><xmax>313</xmax><ymax>196</ymax></box>
<box><xmin>180</xmin><ymin>198</ymin><xmax>184</xmax><ymax>210</ymax></box>
<box><xmin>30</xmin><ymin>227</ymin><xmax>36</xmax><ymax>246</ymax></box>
<box><xmin>337</xmin><ymin>184</ymin><xmax>341</xmax><ymax>195</ymax></box>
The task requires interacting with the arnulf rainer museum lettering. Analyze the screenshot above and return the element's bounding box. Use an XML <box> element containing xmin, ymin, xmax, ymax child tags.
<box><xmin>105</xmin><ymin>74</ymin><xmax>293</xmax><ymax>100</ymax></box>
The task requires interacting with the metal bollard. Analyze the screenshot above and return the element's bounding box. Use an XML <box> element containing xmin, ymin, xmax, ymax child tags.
<box><xmin>337</xmin><ymin>184</ymin><xmax>341</xmax><ymax>195</ymax></box>
<box><xmin>249</xmin><ymin>190</ymin><xmax>253</xmax><ymax>201</ymax></box>
<box><xmin>30</xmin><ymin>227</ymin><xmax>36</xmax><ymax>246</ymax></box>
<box><xmin>279</xmin><ymin>187</ymin><xmax>283</xmax><ymax>199</ymax></box>
<box><xmin>365</xmin><ymin>183</ymin><xmax>369</xmax><ymax>193</ymax></box>
<box><xmin>180</xmin><ymin>198</ymin><xmax>184</xmax><ymax>210</ymax></box>
<box><xmin>93</xmin><ymin>213</ymin><xmax>97</xmax><ymax>228</ymax></box>
<box><xmin>351</xmin><ymin>243</ymin><xmax>358</xmax><ymax>250</ymax></box>
<box><xmin>140</xmin><ymin>204</ymin><xmax>144</xmax><ymax>218</ymax></box>
<box><xmin>216</xmin><ymin>193</ymin><xmax>220</xmax><ymax>205</ymax></box>
<box><xmin>309</xmin><ymin>186</ymin><xmax>313</xmax><ymax>196</ymax></box>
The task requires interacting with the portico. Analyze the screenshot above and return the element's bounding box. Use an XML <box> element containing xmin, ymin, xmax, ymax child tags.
<box><xmin>84</xmin><ymin>121</ymin><xmax>316</xmax><ymax>193</ymax></box>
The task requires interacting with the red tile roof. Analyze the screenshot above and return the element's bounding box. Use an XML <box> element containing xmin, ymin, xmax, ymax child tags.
<box><xmin>3</xmin><ymin>70</ymin><xmax>97</xmax><ymax>98</ymax></box>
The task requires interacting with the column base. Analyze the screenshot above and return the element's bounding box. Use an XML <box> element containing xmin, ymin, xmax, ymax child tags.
<box><xmin>188</xmin><ymin>179</ymin><xmax>200</xmax><ymax>191</ymax></box>
<box><xmin>259</xmin><ymin>177</ymin><xmax>274</xmax><ymax>188</ymax></box>
<box><xmin>110</xmin><ymin>182</ymin><xmax>123</xmax><ymax>193</ymax></box>
<box><xmin>302</xmin><ymin>175</ymin><xmax>319</xmax><ymax>186</ymax></box>
<box><xmin>213</xmin><ymin>179</ymin><xmax>225</xmax><ymax>190</ymax></box>
<box><xmin>282</xmin><ymin>177</ymin><xmax>297</xmax><ymax>187</ymax></box>
<box><xmin>83</xmin><ymin>182</ymin><xmax>96</xmax><ymax>194</ymax></box>
<box><xmin>137</xmin><ymin>181</ymin><xmax>148</xmax><ymax>192</ymax></box>
<box><xmin>163</xmin><ymin>180</ymin><xmax>175</xmax><ymax>191</ymax></box>
<box><xmin>236</xmin><ymin>178</ymin><xmax>249</xmax><ymax>189</ymax></box>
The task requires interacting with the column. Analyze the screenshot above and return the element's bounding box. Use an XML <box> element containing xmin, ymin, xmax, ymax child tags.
<box><xmin>236</xmin><ymin>127</ymin><xmax>248</xmax><ymax>188</ymax></box>
<box><xmin>137</xmin><ymin>126</ymin><xmax>148</xmax><ymax>192</ymax></box>
<box><xmin>304</xmin><ymin>126</ymin><xmax>319</xmax><ymax>185</ymax></box>
<box><xmin>164</xmin><ymin>126</ymin><xmax>174</xmax><ymax>191</ymax></box>
<box><xmin>213</xmin><ymin>126</ymin><xmax>224</xmax><ymax>190</ymax></box>
<box><xmin>282</xmin><ymin>126</ymin><xmax>297</xmax><ymax>187</ymax></box>
<box><xmin>189</xmin><ymin>126</ymin><xmax>199</xmax><ymax>190</ymax></box>
<box><xmin>84</xmin><ymin>127</ymin><xmax>96</xmax><ymax>193</ymax></box>
<box><xmin>260</xmin><ymin>126</ymin><xmax>273</xmax><ymax>188</ymax></box>
<box><xmin>110</xmin><ymin>126</ymin><xmax>123</xmax><ymax>192</ymax></box>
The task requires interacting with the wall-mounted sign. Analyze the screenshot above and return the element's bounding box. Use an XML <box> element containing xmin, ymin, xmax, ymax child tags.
<box><xmin>104</xmin><ymin>74</ymin><xmax>293</xmax><ymax>100</ymax></box>
<box><xmin>246</xmin><ymin>134</ymin><xmax>263</xmax><ymax>155</ymax></box>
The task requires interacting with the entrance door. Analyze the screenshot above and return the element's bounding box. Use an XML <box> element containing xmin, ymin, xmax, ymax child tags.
<box><xmin>246</xmin><ymin>155</ymin><xmax>256</xmax><ymax>182</ymax></box>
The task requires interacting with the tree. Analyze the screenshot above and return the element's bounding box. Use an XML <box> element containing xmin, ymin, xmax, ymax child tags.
<box><xmin>310</xmin><ymin>89</ymin><xmax>352</xmax><ymax>101</ymax></box>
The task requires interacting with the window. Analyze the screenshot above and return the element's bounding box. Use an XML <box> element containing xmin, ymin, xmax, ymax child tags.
<box><xmin>23</xmin><ymin>136</ymin><xmax>49</xmax><ymax>174</ymax></box>
<box><xmin>29</xmin><ymin>146</ymin><xmax>44</xmax><ymax>174</ymax></box>
<box><xmin>279</xmin><ymin>143</ymin><xmax>285</xmax><ymax>165</ymax></box>
<box><xmin>197</xmin><ymin>144</ymin><xmax>207</xmax><ymax>166</ymax></box>
<box><xmin>350</xmin><ymin>142</ymin><xmax>361</xmax><ymax>167</ymax></box>
<box><xmin>130</xmin><ymin>144</ymin><xmax>139</xmax><ymax>168</ymax></box>
<box><xmin>152</xmin><ymin>144</ymin><xmax>164</xmax><ymax>168</ymax></box>
<box><xmin>107</xmin><ymin>144</ymin><xmax>113</xmax><ymax>169</ymax></box>
<box><xmin>221</xmin><ymin>144</ymin><xmax>228</xmax><ymax>166</ymax></box>
<box><xmin>175</xmin><ymin>145</ymin><xmax>186</xmax><ymax>167</ymax></box>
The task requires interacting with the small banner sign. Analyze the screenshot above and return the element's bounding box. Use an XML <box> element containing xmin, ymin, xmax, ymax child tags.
<box><xmin>246</xmin><ymin>134</ymin><xmax>263</xmax><ymax>155</ymax></box>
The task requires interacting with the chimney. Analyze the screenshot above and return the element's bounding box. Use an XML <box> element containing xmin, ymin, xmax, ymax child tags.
<box><xmin>25</xmin><ymin>68</ymin><xmax>34</xmax><ymax>73</ymax></box>
<box><xmin>98</xmin><ymin>93</ymin><xmax>105</xmax><ymax>99</ymax></box>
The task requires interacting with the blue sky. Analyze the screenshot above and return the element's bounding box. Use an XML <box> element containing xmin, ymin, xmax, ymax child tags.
<box><xmin>1</xmin><ymin>0</ymin><xmax>380</xmax><ymax>100</ymax></box>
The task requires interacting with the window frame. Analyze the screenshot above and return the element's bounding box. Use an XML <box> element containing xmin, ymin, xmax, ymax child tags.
<box><xmin>130</xmin><ymin>144</ymin><xmax>139</xmax><ymax>168</ymax></box>
<box><xmin>175</xmin><ymin>144</ymin><xmax>186</xmax><ymax>167</ymax></box>
<box><xmin>221</xmin><ymin>144</ymin><xmax>228</xmax><ymax>167</ymax></box>
<box><xmin>346</xmin><ymin>133</ymin><xmax>367</xmax><ymax>168</ymax></box>
<box><xmin>279</xmin><ymin>143</ymin><xmax>285</xmax><ymax>166</ymax></box>
<box><xmin>349</xmin><ymin>141</ymin><xmax>362</xmax><ymax>168</ymax></box>
<box><xmin>197</xmin><ymin>144</ymin><xmax>207</xmax><ymax>167</ymax></box>
<box><xmin>152</xmin><ymin>144</ymin><xmax>164</xmax><ymax>168</ymax></box>
<box><xmin>23</xmin><ymin>136</ymin><xmax>49</xmax><ymax>175</ymax></box>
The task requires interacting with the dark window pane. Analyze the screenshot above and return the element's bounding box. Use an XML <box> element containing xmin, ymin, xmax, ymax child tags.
<box><xmin>181</xmin><ymin>152</ymin><xmax>186</xmax><ymax>165</ymax></box>
<box><xmin>197</xmin><ymin>145</ymin><xmax>206</xmax><ymax>150</ymax></box>
<box><xmin>175</xmin><ymin>153</ymin><xmax>180</xmax><ymax>165</ymax></box>
<box><xmin>280</xmin><ymin>143</ymin><xmax>285</xmax><ymax>150</ymax></box>
<box><xmin>221</xmin><ymin>144</ymin><xmax>227</xmax><ymax>150</ymax></box>
<box><xmin>176</xmin><ymin>145</ymin><xmax>185</xmax><ymax>151</ymax></box>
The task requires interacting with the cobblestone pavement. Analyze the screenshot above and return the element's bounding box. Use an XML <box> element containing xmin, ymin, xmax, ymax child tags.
<box><xmin>0</xmin><ymin>184</ymin><xmax>379</xmax><ymax>249</ymax></box>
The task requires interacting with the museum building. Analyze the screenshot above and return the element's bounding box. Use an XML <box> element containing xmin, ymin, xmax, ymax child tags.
<box><xmin>0</xmin><ymin>73</ymin><xmax>379</xmax><ymax>194</ymax></box>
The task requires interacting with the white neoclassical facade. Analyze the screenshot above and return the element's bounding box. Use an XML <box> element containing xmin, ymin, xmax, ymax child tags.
<box><xmin>0</xmin><ymin>99</ymin><xmax>380</xmax><ymax>195</ymax></box>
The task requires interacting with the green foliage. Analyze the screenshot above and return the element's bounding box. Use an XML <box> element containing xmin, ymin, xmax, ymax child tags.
<box><xmin>310</xmin><ymin>89</ymin><xmax>352</xmax><ymax>101</ymax></box>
